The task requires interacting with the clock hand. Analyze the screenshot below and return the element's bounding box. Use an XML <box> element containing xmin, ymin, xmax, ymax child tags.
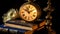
<box><xmin>24</xmin><ymin>9</ymin><xmax>28</xmax><ymax>11</ymax></box>
<box><xmin>30</xmin><ymin>9</ymin><xmax>34</xmax><ymax>13</ymax></box>
<box><xmin>23</xmin><ymin>9</ymin><xmax>30</xmax><ymax>14</ymax></box>
<box><xmin>23</xmin><ymin>5</ymin><xmax>31</xmax><ymax>13</ymax></box>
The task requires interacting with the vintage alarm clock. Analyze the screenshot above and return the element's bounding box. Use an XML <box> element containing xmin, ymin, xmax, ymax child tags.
<box><xmin>19</xmin><ymin>0</ymin><xmax>42</xmax><ymax>22</ymax></box>
<box><xmin>3</xmin><ymin>8</ymin><xmax>18</xmax><ymax>22</ymax></box>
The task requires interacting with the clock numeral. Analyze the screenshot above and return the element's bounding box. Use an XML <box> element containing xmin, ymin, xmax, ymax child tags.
<box><xmin>27</xmin><ymin>17</ymin><xmax>30</xmax><ymax>20</ymax></box>
<box><xmin>33</xmin><ymin>15</ymin><xmax>35</xmax><ymax>17</ymax></box>
<box><xmin>22</xmin><ymin>12</ymin><xmax>24</xmax><ymax>13</ymax></box>
<box><xmin>34</xmin><ymin>12</ymin><xmax>36</xmax><ymax>14</ymax></box>
<box><xmin>29</xmin><ymin>5</ymin><xmax>30</xmax><ymax>8</ymax></box>
<box><xmin>22</xmin><ymin>14</ymin><xmax>25</xmax><ymax>16</ymax></box>
<box><xmin>25</xmin><ymin>16</ymin><xmax>27</xmax><ymax>19</ymax></box>
<box><xmin>30</xmin><ymin>16</ymin><xmax>33</xmax><ymax>20</ymax></box>
<box><xmin>26</xmin><ymin>6</ymin><xmax>29</xmax><ymax>10</ymax></box>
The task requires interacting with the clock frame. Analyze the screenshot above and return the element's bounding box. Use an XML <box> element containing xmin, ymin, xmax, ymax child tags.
<box><xmin>19</xmin><ymin>2</ymin><xmax>42</xmax><ymax>22</ymax></box>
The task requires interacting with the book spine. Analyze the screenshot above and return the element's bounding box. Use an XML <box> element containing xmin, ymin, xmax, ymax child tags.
<box><xmin>4</xmin><ymin>23</ymin><xmax>33</xmax><ymax>31</ymax></box>
<box><xmin>0</xmin><ymin>25</ymin><xmax>28</xmax><ymax>34</ymax></box>
<box><xmin>6</xmin><ymin>20</ymin><xmax>33</xmax><ymax>27</ymax></box>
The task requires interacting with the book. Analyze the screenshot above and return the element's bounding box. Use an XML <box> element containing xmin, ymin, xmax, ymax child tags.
<box><xmin>0</xmin><ymin>24</ymin><xmax>29</xmax><ymax>34</ymax></box>
<box><xmin>4</xmin><ymin>23</ymin><xmax>33</xmax><ymax>31</ymax></box>
<box><xmin>6</xmin><ymin>20</ymin><xmax>33</xmax><ymax>27</ymax></box>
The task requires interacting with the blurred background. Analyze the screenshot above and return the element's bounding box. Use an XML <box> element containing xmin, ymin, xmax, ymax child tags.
<box><xmin>0</xmin><ymin>0</ymin><xmax>58</xmax><ymax>34</ymax></box>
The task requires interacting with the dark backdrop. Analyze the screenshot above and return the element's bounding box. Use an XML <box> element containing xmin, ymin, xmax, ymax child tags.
<box><xmin>0</xmin><ymin>0</ymin><xmax>58</xmax><ymax>33</ymax></box>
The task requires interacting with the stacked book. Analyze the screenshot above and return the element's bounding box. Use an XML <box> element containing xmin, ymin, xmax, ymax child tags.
<box><xmin>0</xmin><ymin>19</ymin><xmax>43</xmax><ymax>34</ymax></box>
<box><xmin>0</xmin><ymin>24</ymin><xmax>29</xmax><ymax>34</ymax></box>
<box><xmin>2</xmin><ymin>19</ymin><xmax>44</xmax><ymax>34</ymax></box>
<box><xmin>4</xmin><ymin>20</ymin><xmax>33</xmax><ymax>31</ymax></box>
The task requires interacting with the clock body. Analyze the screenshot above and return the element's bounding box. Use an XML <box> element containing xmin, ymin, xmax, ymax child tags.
<box><xmin>19</xmin><ymin>2</ymin><xmax>42</xmax><ymax>22</ymax></box>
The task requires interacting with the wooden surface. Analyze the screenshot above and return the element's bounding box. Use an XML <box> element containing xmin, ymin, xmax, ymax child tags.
<box><xmin>25</xmin><ymin>31</ymin><xmax>33</xmax><ymax>34</ymax></box>
<box><xmin>39</xmin><ymin>20</ymin><xmax>46</xmax><ymax>27</ymax></box>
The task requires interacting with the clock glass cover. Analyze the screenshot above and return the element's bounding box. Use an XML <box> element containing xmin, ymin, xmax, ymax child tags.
<box><xmin>19</xmin><ymin>4</ymin><xmax>39</xmax><ymax>21</ymax></box>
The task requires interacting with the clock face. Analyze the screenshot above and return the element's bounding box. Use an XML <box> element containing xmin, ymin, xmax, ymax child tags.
<box><xmin>19</xmin><ymin>4</ymin><xmax>39</xmax><ymax>21</ymax></box>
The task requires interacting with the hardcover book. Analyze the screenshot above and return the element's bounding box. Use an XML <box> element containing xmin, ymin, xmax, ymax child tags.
<box><xmin>6</xmin><ymin>20</ymin><xmax>33</xmax><ymax>27</ymax></box>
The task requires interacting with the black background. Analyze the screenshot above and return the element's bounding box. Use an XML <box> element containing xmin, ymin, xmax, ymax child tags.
<box><xmin>0</xmin><ymin>0</ymin><xmax>58</xmax><ymax>34</ymax></box>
